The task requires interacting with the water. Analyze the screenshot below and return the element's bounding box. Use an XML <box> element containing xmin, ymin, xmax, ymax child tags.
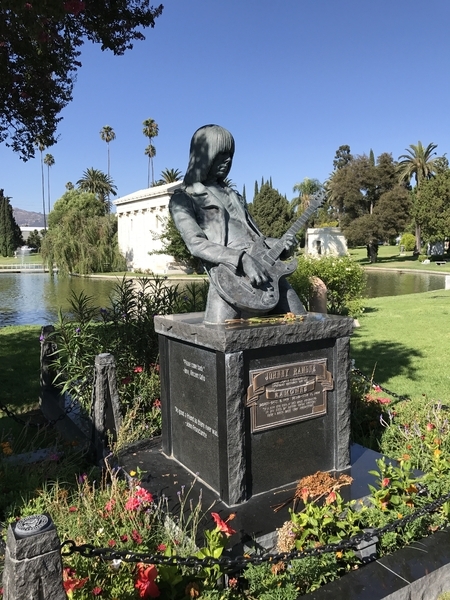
<box><xmin>0</xmin><ymin>273</ymin><xmax>119</xmax><ymax>327</ymax></box>
<box><xmin>364</xmin><ymin>270</ymin><xmax>446</xmax><ymax>298</ymax></box>
<box><xmin>0</xmin><ymin>271</ymin><xmax>448</xmax><ymax>327</ymax></box>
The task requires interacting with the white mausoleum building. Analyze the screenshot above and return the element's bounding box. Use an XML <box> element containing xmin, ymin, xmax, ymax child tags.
<box><xmin>305</xmin><ymin>227</ymin><xmax>348</xmax><ymax>257</ymax></box>
<box><xmin>113</xmin><ymin>181</ymin><xmax>182</xmax><ymax>273</ymax></box>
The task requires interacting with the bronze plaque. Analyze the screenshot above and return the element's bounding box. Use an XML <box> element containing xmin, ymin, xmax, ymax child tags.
<box><xmin>246</xmin><ymin>359</ymin><xmax>334</xmax><ymax>432</ymax></box>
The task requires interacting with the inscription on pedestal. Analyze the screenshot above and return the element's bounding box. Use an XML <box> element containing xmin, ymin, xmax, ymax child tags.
<box><xmin>246</xmin><ymin>359</ymin><xmax>334</xmax><ymax>432</ymax></box>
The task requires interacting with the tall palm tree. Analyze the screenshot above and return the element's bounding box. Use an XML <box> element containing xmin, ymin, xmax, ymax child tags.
<box><xmin>142</xmin><ymin>118</ymin><xmax>159</xmax><ymax>186</ymax></box>
<box><xmin>292</xmin><ymin>178</ymin><xmax>323</xmax><ymax>214</ymax></box>
<box><xmin>159</xmin><ymin>168</ymin><xmax>183</xmax><ymax>183</ymax></box>
<box><xmin>43</xmin><ymin>153</ymin><xmax>55</xmax><ymax>214</ymax></box>
<box><xmin>77</xmin><ymin>168</ymin><xmax>117</xmax><ymax>213</ymax></box>
<box><xmin>398</xmin><ymin>141</ymin><xmax>438</xmax><ymax>252</ymax></box>
<box><xmin>100</xmin><ymin>126</ymin><xmax>116</xmax><ymax>178</ymax></box>
<box><xmin>144</xmin><ymin>144</ymin><xmax>156</xmax><ymax>188</ymax></box>
<box><xmin>35</xmin><ymin>139</ymin><xmax>47</xmax><ymax>229</ymax></box>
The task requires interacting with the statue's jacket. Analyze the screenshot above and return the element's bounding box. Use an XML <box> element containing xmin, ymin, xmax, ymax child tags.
<box><xmin>169</xmin><ymin>182</ymin><xmax>268</xmax><ymax>276</ymax></box>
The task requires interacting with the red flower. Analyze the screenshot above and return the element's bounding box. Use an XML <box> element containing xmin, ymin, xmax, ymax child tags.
<box><xmin>135</xmin><ymin>563</ymin><xmax>160</xmax><ymax>598</ymax></box>
<box><xmin>373</xmin><ymin>385</ymin><xmax>382</xmax><ymax>392</ymax></box>
<box><xmin>120</xmin><ymin>534</ymin><xmax>128</xmax><ymax>542</ymax></box>
<box><xmin>134</xmin><ymin>366</ymin><xmax>143</xmax><ymax>373</ymax></box>
<box><xmin>427</xmin><ymin>423</ymin><xmax>435</xmax><ymax>431</ymax></box>
<box><xmin>92</xmin><ymin>586</ymin><xmax>103</xmax><ymax>596</ymax></box>
<box><xmin>211</xmin><ymin>512</ymin><xmax>236</xmax><ymax>537</ymax></box>
<box><xmin>132</xmin><ymin>529</ymin><xmax>143</xmax><ymax>544</ymax></box>
<box><xmin>108</xmin><ymin>539</ymin><xmax>116</xmax><ymax>547</ymax></box>
<box><xmin>62</xmin><ymin>568</ymin><xmax>88</xmax><ymax>595</ymax></box>
<box><xmin>105</xmin><ymin>499</ymin><xmax>115</xmax><ymax>512</ymax></box>
<box><xmin>69</xmin><ymin>506</ymin><xmax>77</xmax><ymax>512</ymax></box>
<box><xmin>157</xmin><ymin>543</ymin><xmax>166</xmax><ymax>552</ymax></box>
<box><xmin>125</xmin><ymin>496</ymin><xmax>141</xmax><ymax>511</ymax></box>
<box><xmin>153</xmin><ymin>399</ymin><xmax>161</xmax><ymax>408</ymax></box>
<box><xmin>381</xmin><ymin>478</ymin><xmax>390</xmax><ymax>488</ymax></box>
<box><xmin>136</xmin><ymin>487</ymin><xmax>153</xmax><ymax>503</ymax></box>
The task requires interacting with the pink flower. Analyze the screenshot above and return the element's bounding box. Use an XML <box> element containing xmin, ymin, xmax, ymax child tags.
<box><xmin>211</xmin><ymin>512</ymin><xmax>236</xmax><ymax>537</ymax></box>
<box><xmin>373</xmin><ymin>385</ymin><xmax>382</xmax><ymax>392</ymax></box>
<box><xmin>157</xmin><ymin>543</ymin><xmax>166</xmax><ymax>552</ymax></box>
<box><xmin>105</xmin><ymin>499</ymin><xmax>115</xmax><ymax>512</ymax></box>
<box><xmin>427</xmin><ymin>423</ymin><xmax>435</xmax><ymax>431</ymax></box>
<box><xmin>108</xmin><ymin>539</ymin><xmax>116</xmax><ymax>547</ymax></box>
<box><xmin>325</xmin><ymin>491</ymin><xmax>337</xmax><ymax>505</ymax></box>
<box><xmin>378</xmin><ymin>397</ymin><xmax>391</xmax><ymax>405</ymax></box>
<box><xmin>381</xmin><ymin>478</ymin><xmax>390</xmax><ymax>488</ymax></box>
<box><xmin>125</xmin><ymin>496</ymin><xmax>141</xmax><ymax>511</ymax></box>
<box><xmin>135</xmin><ymin>487</ymin><xmax>154</xmax><ymax>503</ymax></box>
<box><xmin>92</xmin><ymin>586</ymin><xmax>103</xmax><ymax>596</ymax></box>
<box><xmin>134</xmin><ymin>366</ymin><xmax>143</xmax><ymax>373</ymax></box>
<box><xmin>153</xmin><ymin>399</ymin><xmax>161</xmax><ymax>408</ymax></box>
<box><xmin>69</xmin><ymin>506</ymin><xmax>77</xmax><ymax>512</ymax></box>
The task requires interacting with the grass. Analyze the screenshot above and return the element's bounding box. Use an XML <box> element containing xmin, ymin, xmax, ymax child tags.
<box><xmin>0</xmin><ymin>253</ymin><xmax>43</xmax><ymax>265</ymax></box>
<box><xmin>349</xmin><ymin>245</ymin><xmax>450</xmax><ymax>273</ymax></box>
<box><xmin>351</xmin><ymin>288</ymin><xmax>450</xmax><ymax>400</ymax></box>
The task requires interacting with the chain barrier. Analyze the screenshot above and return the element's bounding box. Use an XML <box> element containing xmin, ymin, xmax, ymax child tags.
<box><xmin>351</xmin><ymin>367</ymin><xmax>410</xmax><ymax>401</ymax></box>
<box><xmin>60</xmin><ymin>488</ymin><xmax>450</xmax><ymax>570</ymax></box>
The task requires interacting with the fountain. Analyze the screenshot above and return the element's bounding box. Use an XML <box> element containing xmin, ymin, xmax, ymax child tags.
<box><xmin>16</xmin><ymin>245</ymin><xmax>32</xmax><ymax>266</ymax></box>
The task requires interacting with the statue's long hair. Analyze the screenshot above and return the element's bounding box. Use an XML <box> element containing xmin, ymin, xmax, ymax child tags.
<box><xmin>183</xmin><ymin>125</ymin><xmax>235</xmax><ymax>186</ymax></box>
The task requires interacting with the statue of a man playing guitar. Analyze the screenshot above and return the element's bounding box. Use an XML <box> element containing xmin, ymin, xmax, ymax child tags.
<box><xmin>169</xmin><ymin>124</ymin><xmax>309</xmax><ymax>324</ymax></box>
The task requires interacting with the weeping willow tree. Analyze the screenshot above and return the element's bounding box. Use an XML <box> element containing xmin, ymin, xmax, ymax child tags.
<box><xmin>41</xmin><ymin>189</ymin><xmax>126</xmax><ymax>275</ymax></box>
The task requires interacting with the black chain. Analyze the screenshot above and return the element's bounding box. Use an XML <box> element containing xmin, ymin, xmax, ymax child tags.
<box><xmin>0</xmin><ymin>400</ymin><xmax>40</xmax><ymax>427</ymax></box>
<box><xmin>61</xmin><ymin>489</ymin><xmax>450</xmax><ymax>570</ymax></box>
<box><xmin>351</xmin><ymin>367</ymin><xmax>410</xmax><ymax>401</ymax></box>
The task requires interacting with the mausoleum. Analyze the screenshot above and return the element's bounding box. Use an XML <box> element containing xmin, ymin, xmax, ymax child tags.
<box><xmin>113</xmin><ymin>181</ymin><xmax>182</xmax><ymax>273</ymax></box>
<box><xmin>305</xmin><ymin>227</ymin><xmax>348</xmax><ymax>257</ymax></box>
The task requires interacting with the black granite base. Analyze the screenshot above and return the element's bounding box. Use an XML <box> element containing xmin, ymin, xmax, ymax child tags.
<box><xmin>119</xmin><ymin>439</ymin><xmax>386</xmax><ymax>552</ymax></box>
<box><xmin>155</xmin><ymin>311</ymin><xmax>354</xmax><ymax>506</ymax></box>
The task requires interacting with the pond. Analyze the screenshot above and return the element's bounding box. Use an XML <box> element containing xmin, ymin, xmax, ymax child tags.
<box><xmin>0</xmin><ymin>270</ymin><xmax>448</xmax><ymax>327</ymax></box>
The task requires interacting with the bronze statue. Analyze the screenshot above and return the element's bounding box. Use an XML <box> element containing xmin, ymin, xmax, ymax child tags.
<box><xmin>169</xmin><ymin>124</ymin><xmax>306</xmax><ymax>324</ymax></box>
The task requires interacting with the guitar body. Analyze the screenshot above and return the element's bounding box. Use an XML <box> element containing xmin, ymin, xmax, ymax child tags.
<box><xmin>209</xmin><ymin>238</ymin><xmax>298</xmax><ymax>314</ymax></box>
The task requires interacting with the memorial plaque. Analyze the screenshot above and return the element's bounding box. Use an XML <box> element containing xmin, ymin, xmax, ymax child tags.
<box><xmin>246</xmin><ymin>358</ymin><xmax>334</xmax><ymax>432</ymax></box>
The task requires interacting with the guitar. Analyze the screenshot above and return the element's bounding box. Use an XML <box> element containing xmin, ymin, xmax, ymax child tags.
<box><xmin>209</xmin><ymin>191</ymin><xmax>325</xmax><ymax>314</ymax></box>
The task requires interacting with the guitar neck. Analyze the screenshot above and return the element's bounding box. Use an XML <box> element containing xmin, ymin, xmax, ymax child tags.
<box><xmin>265</xmin><ymin>193</ymin><xmax>324</xmax><ymax>264</ymax></box>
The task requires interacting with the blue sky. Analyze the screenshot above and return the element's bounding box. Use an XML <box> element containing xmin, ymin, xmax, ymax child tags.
<box><xmin>2</xmin><ymin>0</ymin><xmax>450</xmax><ymax>214</ymax></box>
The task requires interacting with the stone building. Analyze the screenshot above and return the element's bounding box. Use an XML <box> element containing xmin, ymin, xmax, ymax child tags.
<box><xmin>113</xmin><ymin>181</ymin><xmax>182</xmax><ymax>273</ymax></box>
<box><xmin>305</xmin><ymin>227</ymin><xmax>348</xmax><ymax>257</ymax></box>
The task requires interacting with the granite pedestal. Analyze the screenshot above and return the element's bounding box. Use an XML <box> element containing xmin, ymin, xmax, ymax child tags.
<box><xmin>155</xmin><ymin>312</ymin><xmax>354</xmax><ymax>506</ymax></box>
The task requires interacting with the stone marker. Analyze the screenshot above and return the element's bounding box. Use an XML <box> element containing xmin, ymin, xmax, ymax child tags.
<box><xmin>2</xmin><ymin>513</ymin><xmax>66</xmax><ymax>599</ymax></box>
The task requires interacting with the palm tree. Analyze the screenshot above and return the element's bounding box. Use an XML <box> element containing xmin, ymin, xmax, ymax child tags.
<box><xmin>398</xmin><ymin>141</ymin><xmax>438</xmax><ymax>252</ymax></box>
<box><xmin>292</xmin><ymin>178</ymin><xmax>323</xmax><ymax>214</ymax></box>
<box><xmin>43</xmin><ymin>153</ymin><xmax>55</xmax><ymax>214</ymax></box>
<box><xmin>144</xmin><ymin>144</ymin><xmax>156</xmax><ymax>188</ymax></box>
<box><xmin>142</xmin><ymin>118</ymin><xmax>159</xmax><ymax>186</ymax></box>
<box><xmin>159</xmin><ymin>168</ymin><xmax>183</xmax><ymax>183</ymax></box>
<box><xmin>77</xmin><ymin>168</ymin><xmax>117</xmax><ymax>212</ymax></box>
<box><xmin>36</xmin><ymin>139</ymin><xmax>47</xmax><ymax>229</ymax></box>
<box><xmin>100</xmin><ymin>126</ymin><xmax>116</xmax><ymax>178</ymax></box>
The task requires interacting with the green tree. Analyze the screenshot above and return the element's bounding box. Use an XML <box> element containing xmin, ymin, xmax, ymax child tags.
<box><xmin>0</xmin><ymin>1</ymin><xmax>163</xmax><ymax>159</ymax></box>
<box><xmin>398</xmin><ymin>141</ymin><xmax>439</xmax><ymax>252</ymax></box>
<box><xmin>0</xmin><ymin>190</ymin><xmax>23</xmax><ymax>256</ymax></box>
<box><xmin>332</xmin><ymin>145</ymin><xmax>353</xmax><ymax>170</ymax></box>
<box><xmin>414</xmin><ymin>167</ymin><xmax>450</xmax><ymax>245</ymax></box>
<box><xmin>100</xmin><ymin>126</ymin><xmax>116</xmax><ymax>178</ymax></box>
<box><xmin>328</xmin><ymin>152</ymin><xmax>406</xmax><ymax>261</ymax></box>
<box><xmin>77</xmin><ymin>168</ymin><xmax>117</xmax><ymax>212</ymax></box>
<box><xmin>27</xmin><ymin>229</ymin><xmax>42</xmax><ymax>251</ymax></box>
<box><xmin>42</xmin><ymin>189</ymin><xmax>125</xmax><ymax>275</ymax></box>
<box><xmin>156</xmin><ymin>168</ymin><xmax>182</xmax><ymax>185</ymax></box>
<box><xmin>250</xmin><ymin>182</ymin><xmax>293</xmax><ymax>238</ymax></box>
<box><xmin>143</xmin><ymin>119</ymin><xmax>159</xmax><ymax>186</ymax></box>
<box><xmin>154</xmin><ymin>215</ymin><xmax>203</xmax><ymax>273</ymax></box>
<box><xmin>36</xmin><ymin>139</ymin><xmax>47</xmax><ymax>229</ymax></box>
<box><xmin>292</xmin><ymin>178</ymin><xmax>323</xmax><ymax>214</ymax></box>
<box><xmin>43</xmin><ymin>153</ymin><xmax>55</xmax><ymax>214</ymax></box>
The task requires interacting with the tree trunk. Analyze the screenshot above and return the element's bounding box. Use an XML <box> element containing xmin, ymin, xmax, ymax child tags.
<box><xmin>415</xmin><ymin>222</ymin><xmax>422</xmax><ymax>254</ymax></box>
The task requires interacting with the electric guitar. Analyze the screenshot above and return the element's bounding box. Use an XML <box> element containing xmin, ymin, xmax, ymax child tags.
<box><xmin>209</xmin><ymin>191</ymin><xmax>325</xmax><ymax>314</ymax></box>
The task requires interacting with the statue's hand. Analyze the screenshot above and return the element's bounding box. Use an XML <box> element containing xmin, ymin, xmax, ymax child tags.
<box><xmin>283</xmin><ymin>232</ymin><xmax>298</xmax><ymax>253</ymax></box>
<box><xmin>241</xmin><ymin>253</ymin><xmax>269</xmax><ymax>286</ymax></box>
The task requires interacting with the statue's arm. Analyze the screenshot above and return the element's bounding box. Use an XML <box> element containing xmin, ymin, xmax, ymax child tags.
<box><xmin>169</xmin><ymin>192</ymin><xmax>243</xmax><ymax>273</ymax></box>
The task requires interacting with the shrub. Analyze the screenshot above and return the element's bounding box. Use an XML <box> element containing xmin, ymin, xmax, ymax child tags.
<box><xmin>399</xmin><ymin>233</ymin><xmax>416</xmax><ymax>252</ymax></box>
<box><xmin>289</xmin><ymin>255</ymin><xmax>366</xmax><ymax>317</ymax></box>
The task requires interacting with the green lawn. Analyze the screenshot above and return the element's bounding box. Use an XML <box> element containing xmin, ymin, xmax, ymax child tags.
<box><xmin>348</xmin><ymin>245</ymin><xmax>450</xmax><ymax>273</ymax></box>
<box><xmin>351</xmin><ymin>288</ymin><xmax>450</xmax><ymax>401</ymax></box>
<box><xmin>0</xmin><ymin>253</ymin><xmax>43</xmax><ymax>265</ymax></box>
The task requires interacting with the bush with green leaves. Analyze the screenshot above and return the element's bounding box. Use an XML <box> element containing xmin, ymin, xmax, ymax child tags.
<box><xmin>289</xmin><ymin>255</ymin><xmax>366</xmax><ymax>317</ymax></box>
<box><xmin>50</xmin><ymin>276</ymin><xmax>209</xmax><ymax>436</ymax></box>
<box><xmin>399</xmin><ymin>232</ymin><xmax>416</xmax><ymax>252</ymax></box>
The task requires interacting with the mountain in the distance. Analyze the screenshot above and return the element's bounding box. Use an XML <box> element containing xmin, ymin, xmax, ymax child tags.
<box><xmin>13</xmin><ymin>208</ymin><xmax>46</xmax><ymax>228</ymax></box>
